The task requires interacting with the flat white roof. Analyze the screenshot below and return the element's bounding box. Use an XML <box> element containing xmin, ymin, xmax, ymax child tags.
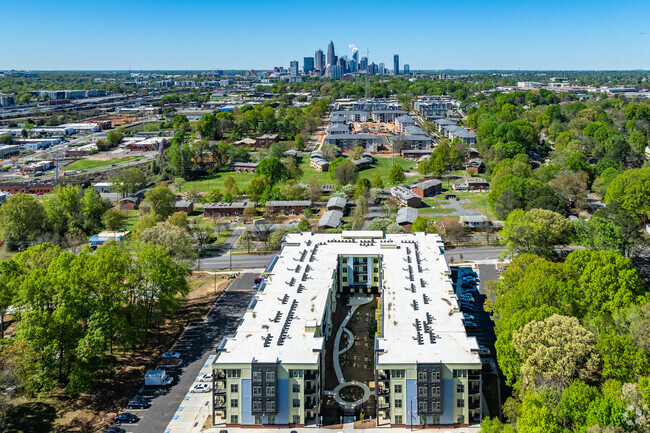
<box><xmin>214</xmin><ymin>232</ymin><xmax>480</xmax><ymax>367</ymax></box>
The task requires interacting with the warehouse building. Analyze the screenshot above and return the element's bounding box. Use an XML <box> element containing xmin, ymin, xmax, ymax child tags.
<box><xmin>212</xmin><ymin>232</ymin><xmax>483</xmax><ymax>428</ymax></box>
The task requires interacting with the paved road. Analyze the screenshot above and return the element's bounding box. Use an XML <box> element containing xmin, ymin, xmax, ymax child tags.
<box><xmin>362</xmin><ymin>203</ymin><xmax>384</xmax><ymax>229</ymax></box>
<box><xmin>118</xmin><ymin>274</ymin><xmax>257</xmax><ymax>433</ymax></box>
<box><xmin>201</xmin><ymin>253</ymin><xmax>274</xmax><ymax>270</ymax></box>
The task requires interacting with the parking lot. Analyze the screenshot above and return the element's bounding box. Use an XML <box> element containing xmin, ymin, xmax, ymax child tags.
<box><xmin>108</xmin><ymin>273</ymin><xmax>258</xmax><ymax>433</ymax></box>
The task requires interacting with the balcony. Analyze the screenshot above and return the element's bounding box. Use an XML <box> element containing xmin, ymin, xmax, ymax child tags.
<box><xmin>377</xmin><ymin>382</ymin><xmax>390</xmax><ymax>395</ymax></box>
<box><xmin>377</xmin><ymin>370</ymin><xmax>389</xmax><ymax>380</ymax></box>
<box><xmin>215</xmin><ymin>370</ymin><xmax>226</xmax><ymax>379</ymax></box>
<box><xmin>304</xmin><ymin>399</ymin><xmax>317</xmax><ymax>409</ymax></box>
<box><xmin>214</xmin><ymin>385</ymin><xmax>226</xmax><ymax>394</ymax></box>
<box><xmin>215</xmin><ymin>398</ymin><xmax>226</xmax><ymax>408</ymax></box>
<box><xmin>305</xmin><ymin>386</ymin><xmax>317</xmax><ymax>395</ymax></box>
<box><xmin>468</xmin><ymin>371</ymin><xmax>481</xmax><ymax>381</ymax></box>
<box><xmin>469</xmin><ymin>385</ymin><xmax>480</xmax><ymax>395</ymax></box>
<box><xmin>305</xmin><ymin>370</ymin><xmax>318</xmax><ymax>380</ymax></box>
<box><xmin>378</xmin><ymin>397</ymin><xmax>390</xmax><ymax>409</ymax></box>
<box><xmin>469</xmin><ymin>400</ymin><xmax>480</xmax><ymax>410</ymax></box>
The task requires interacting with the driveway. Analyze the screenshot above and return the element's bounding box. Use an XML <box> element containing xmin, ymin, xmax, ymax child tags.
<box><xmin>362</xmin><ymin>203</ymin><xmax>384</xmax><ymax>229</ymax></box>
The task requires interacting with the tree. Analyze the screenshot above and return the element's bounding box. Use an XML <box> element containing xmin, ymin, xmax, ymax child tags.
<box><xmin>294</xmin><ymin>133</ymin><xmax>305</xmax><ymax>150</ymax></box>
<box><xmin>297</xmin><ymin>219</ymin><xmax>311</xmax><ymax>232</ymax></box>
<box><xmin>517</xmin><ymin>392</ymin><xmax>563</xmax><ymax>433</ymax></box>
<box><xmin>333</xmin><ymin>159</ymin><xmax>358</xmax><ymax>186</ymax></box>
<box><xmin>139</xmin><ymin>222</ymin><xmax>195</xmax><ymax>262</ymax></box>
<box><xmin>247</xmin><ymin>175</ymin><xmax>270</xmax><ymax>204</ymax></box>
<box><xmin>574</xmin><ymin>217</ymin><xmax>631</xmax><ymax>256</ymax></box>
<box><xmin>371</xmin><ymin>174</ymin><xmax>384</xmax><ymax>189</ymax></box>
<box><xmin>101</xmin><ymin>208</ymin><xmax>127</xmax><ymax>231</ymax></box>
<box><xmin>440</xmin><ymin>219</ymin><xmax>466</xmax><ymax>245</ymax></box>
<box><xmin>501</xmin><ymin>209</ymin><xmax>572</xmax><ymax>259</ymax></box>
<box><xmin>257</xmin><ymin>157</ymin><xmax>287</xmax><ymax>184</ymax></box>
<box><xmin>605</xmin><ymin>168</ymin><xmax>650</xmax><ymax>224</ymax></box>
<box><xmin>111</xmin><ymin>168</ymin><xmax>146</xmax><ymax>197</ymax></box>
<box><xmin>307</xmin><ymin>175</ymin><xmax>321</xmax><ymax>202</ymax></box>
<box><xmin>167</xmin><ymin>211</ymin><xmax>189</xmax><ymax>230</ymax></box>
<box><xmin>550</xmin><ymin>170</ymin><xmax>589</xmax><ymax>210</ymax></box>
<box><xmin>513</xmin><ymin>314</ymin><xmax>600</xmax><ymax>390</ymax></box>
<box><xmin>417</xmin><ymin>159</ymin><xmax>431</xmax><ymax>176</ymax></box>
<box><xmin>391</xmin><ymin>136</ymin><xmax>406</xmax><ymax>155</ymax></box>
<box><xmin>282</xmin><ymin>156</ymin><xmax>303</xmax><ymax>180</ymax></box>
<box><xmin>0</xmin><ymin>193</ymin><xmax>45</xmax><ymax>251</ymax></box>
<box><xmin>173</xmin><ymin>177</ymin><xmax>186</xmax><ymax>192</ymax></box>
<box><xmin>350</xmin><ymin>195</ymin><xmax>369</xmax><ymax>229</ymax></box>
<box><xmin>106</xmin><ymin>129</ymin><xmax>123</xmax><ymax>147</ymax></box>
<box><xmin>388</xmin><ymin>164</ymin><xmax>406</xmax><ymax>184</ymax></box>
<box><xmin>351</xmin><ymin>145</ymin><xmax>365</xmax><ymax>160</ymax></box>
<box><xmin>558</xmin><ymin>380</ymin><xmax>601</xmax><ymax>430</ymax></box>
<box><xmin>144</xmin><ymin>185</ymin><xmax>176</xmax><ymax>219</ymax></box>
<box><xmin>355</xmin><ymin>177</ymin><xmax>371</xmax><ymax>197</ymax></box>
<box><xmin>368</xmin><ymin>218</ymin><xmax>406</xmax><ymax>233</ymax></box>
<box><xmin>189</xmin><ymin>218</ymin><xmax>213</xmax><ymax>248</ymax></box>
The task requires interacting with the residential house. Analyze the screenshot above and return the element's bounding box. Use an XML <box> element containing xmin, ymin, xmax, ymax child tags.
<box><xmin>88</xmin><ymin>231</ymin><xmax>130</xmax><ymax>248</ymax></box>
<box><xmin>324</xmin><ymin>133</ymin><xmax>378</xmax><ymax>152</ymax></box>
<box><xmin>174</xmin><ymin>200</ymin><xmax>194</xmax><ymax>215</ymax></box>
<box><xmin>255</xmin><ymin>134</ymin><xmax>279</xmax><ymax>147</ymax></box>
<box><xmin>229</xmin><ymin>161</ymin><xmax>258</xmax><ymax>173</ymax></box>
<box><xmin>318</xmin><ymin>210</ymin><xmax>343</xmax><ymax>229</ymax></box>
<box><xmin>396</xmin><ymin>207</ymin><xmax>418</xmax><ymax>232</ymax></box>
<box><xmin>453</xmin><ymin>178</ymin><xmax>490</xmax><ymax>191</ymax></box>
<box><xmin>326</xmin><ymin>196</ymin><xmax>347</xmax><ymax>212</ymax></box>
<box><xmin>410</xmin><ymin>179</ymin><xmax>442</xmax><ymax>198</ymax></box>
<box><xmin>390</xmin><ymin>186</ymin><xmax>422</xmax><ymax>208</ymax></box>
<box><xmin>204</xmin><ymin>202</ymin><xmax>247</xmax><ymax>218</ymax></box>
<box><xmin>465</xmin><ymin>158</ymin><xmax>485</xmax><ymax>174</ymax></box>
<box><xmin>461</xmin><ymin>215</ymin><xmax>489</xmax><ymax>231</ymax></box>
<box><xmin>266</xmin><ymin>200</ymin><xmax>311</xmax><ymax>215</ymax></box>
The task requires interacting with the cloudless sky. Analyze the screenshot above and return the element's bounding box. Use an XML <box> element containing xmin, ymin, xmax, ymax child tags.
<box><xmin>2</xmin><ymin>0</ymin><xmax>649</xmax><ymax>70</ymax></box>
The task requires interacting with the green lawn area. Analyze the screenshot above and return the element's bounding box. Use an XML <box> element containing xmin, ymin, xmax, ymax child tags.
<box><xmin>120</xmin><ymin>209</ymin><xmax>141</xmax><ymax>231</ymax></box>
<box><xmin>453</xmin><ymin>191</ymin><xmax>497</xmax><ymax>220</ymax></box>
<box><xmin>298</xmin><ymin>156</ymin><xmax>412</xmax><ymax>186</ymax></box>
<box><xmin>420</xmin><ymin>197</ymin><xmax>455</xmax><ymax>214</ymax></box>
<box><xmin>65</xmin><ymin>157</ymin><xmax>141</xmax><ymax>171</ymax></box>
<box><xmin>184</xmin><ymin>171</ymin><xmax>257</xmax><ymax>193</ymax></box>
<box><xmin>125</xmin><ymin>121</ymin><xmax>170</xmax><ymax>132</ymax></box>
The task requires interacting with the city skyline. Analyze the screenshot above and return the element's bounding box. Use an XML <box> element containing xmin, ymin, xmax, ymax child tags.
<box><xmin>2</xmin><ymin>0</ymin><xmax>650</xmax><ymax>70</ymax></box>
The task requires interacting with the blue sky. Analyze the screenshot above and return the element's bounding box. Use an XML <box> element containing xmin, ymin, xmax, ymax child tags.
<box><xmin>2</xmin><ymin>0</ymin><xmax>649</xmax><ymax>70</ymax></box>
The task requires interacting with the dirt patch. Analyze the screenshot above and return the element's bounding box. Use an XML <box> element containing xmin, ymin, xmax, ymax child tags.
<box><xmin>340</xmin><ymin>297</ymin><xmax>378</xmax><ymax>384</ymax></box>
<box><xmin>340</xmin><ymin>385</ymin><xmax>364</xmax><ymax>402</ymax></box>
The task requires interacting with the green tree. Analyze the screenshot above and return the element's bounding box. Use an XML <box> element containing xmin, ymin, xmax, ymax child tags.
<box><xmin>294</xmin><ymin>133</ymin><xmax>305</xmax><ymax>150</ymax></box>
<box><xmin>139</xmin><ymin>222</ymin><xmax>194</xmax><ymax>262</ymax></box>
<box><xmin>501</xmin><ymin>209</ymin><xmax>571</xmax><ymax>259</ymax></box>
<box><xmin>574</xmin><ymin>217</ymin><xmax>631</xmax><ymax>256</ymax></box>
<box><xmin>256</xmin><ymin>157</ymin><xmax>287</xmax><ymax>184</ymax></box>
<box><xmin>333</xmin><ymin>159</ymin><xmax>358</xmax><ymax>186</ymax></box>
<box><xmin>0</xmin><ymin>193</ymin><xmax>45</xmax><ymax>251</ymax></box>
<box><xmin>388</xmin><ymin>164</ymin><xmax>406</xmax><ymax>184</ymax></box>
<box><xmin>167</xmin><ymin>211</ymin><xmax>189</xmax><ymax>230</ymax></box>
<box><xmin>513</xmin><ymin>314</ymin><xmax>600</xmax><ymax>390</ymax></box>
<box><xmin>101</xmin><ymin>208</ymin><xmax>127</xmax><ymax>231</ymax></box>
<box><xmin>605</xmin><ymin>168</ymin><xmax>650</xmax><ymax>224</ymax></box>
<box><xmin>517</xmin><ymin>392</ymin><xmax>563</xmax><ymax>433</ymax></box>
<box><xmin>143</xmin><ymin>185</ymin><xmax>176</xmax><ymax>219</ymax></box>
<box><xmin>247</xmin><ymin>175</ymin><xmax>271</xmax><ymax>204</ymax></box>
<box><xmin>297</xmin><ymin>219</ymin><xmax>311</xmax><ymax>232</ymax></box>
<box><xmin>371</xmin><ymin>174</ymin><xmax>384</xmax><ymax>189</ymax></box>
<box><xmin>111</xmin><ymin>168</ymin><xmax>147</xmax><ymax>197</ymax></box>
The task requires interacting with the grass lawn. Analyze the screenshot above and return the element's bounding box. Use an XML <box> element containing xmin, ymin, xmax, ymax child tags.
<box><xmin>125</xmin><ymin>121</ymin><xmax>170</xmax><ymax>132</ymax></box>
<box><xmin>184</xmin><ymin>171</ymin><xmax>257</xmax><ymax>193</ymax></box>
<box><xmin>64</xmin><ymin>157</ymin><xmax>140</xmax><ymax>171</ymax></box>
<box><xmin>453</xmin><ymin>191</ymin><xmax>497</xmax><ymax>220</ymax></box>
<box><xmin>298</xmin><ymin>156</ymin><xmax>412</xmax><ymax>186</ymax></box>
<box><xmin>120</xmin><ymin>209</ymin><xmax>141</xmax><ymax>231</ymax></box>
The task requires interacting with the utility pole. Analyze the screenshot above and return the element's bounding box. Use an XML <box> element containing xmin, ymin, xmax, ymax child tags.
<box><xmin>54</xmin><ymin>149</ymin><xmax>59</xmax><ymax>185</ymax></box>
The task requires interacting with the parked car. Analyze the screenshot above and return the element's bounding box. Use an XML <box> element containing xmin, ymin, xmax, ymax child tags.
<box><xmin>127</xmin><ymin>398</ymin><xmax>150</xmax><ymax>409</ymax></box>
<box><xmin>460</xmin><ymin>303</ymin><xmax>475</xmax><ymax>312</ymax></box>
<box><xmin>162</xmin><ymin>351</ymin><xmax>181</xmax><ymax>359</ymax></box>
<box><xmin>104</xmin><ymin>427</ymin><xmax>126</xmax><ymax>433</ymax></box>
<box><xmin>114</xmin><ymin>413</ymin><xmax>139</xmax><ymax>423</ymax></box>
<box><xmin>460</xmin><ymin>294</ymin><xmax>475</xmax><ymax>302</ymax></box>
<box><xmin>191</xmin><ymin>383</ymin><xmax>212</xmax><ymax>393</ymax></box>
<box><xmin>464</xmin><ymin>321</ymin><xmax>478</xmax><ymax>328</ymax></box>
<box><xmin>478</xmin><ymin>347</ymin><xmax>491</xmax><ymax>356</ymax></box>
<box><xmin>463</xmin><ymin>313</ymin><xmax>475</xmax><ymax>321</ymax></box>
<box><xmin>461</xmin><ymin>283</ymin><xmax>475</xmax><ymax>289</ymax></box>
<box><xmin>199</xmin><ymin>373</ymin><xmax>213</xmax><ymax>382</ymax></box>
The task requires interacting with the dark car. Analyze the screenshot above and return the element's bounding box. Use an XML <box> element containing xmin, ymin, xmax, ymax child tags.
<box><xmin>127</xmin><ymin>398</ymin><xmax>150</xmax><ymax>409</ymax></box>
<box><xmin>104</xmin><ymin>427</ymin><xmax>126</xmax><ymax>433</ymax></box>
<box><xmin>114</xmin><ymin>413</ymin><xmax>139</xmax><ymax>423</ymax></box>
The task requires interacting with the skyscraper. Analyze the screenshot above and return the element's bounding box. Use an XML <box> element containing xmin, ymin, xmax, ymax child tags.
<box><xmin>290</xmin><ymin>60</ymin><xmax>299</xmax><ymax>77</ymax></box>
<box><xmin>304</xmin><ymin>57</ymin><xmax>314</xmax><ymax>74</ymax></box>
<box><xmin>351</xmin><ymin>47</ymin><xmax>359</xmax><ymax>73</ymax></box>
<box><xmin>393</xmin><ymin>54</ymin><xmax>400</xmax><ymax>75</ymax></box>
<box><xmin>327</xmin><ymin>41</ymin><xmax>335</xmax><ymax>67</ymax></box>
<box><xmin>360</xmin><ymin>56</ymin><xmax>368</xmax><ymax>73</ymax></box>
<box><xmin>315</xmin><ymin>49</ymin><xmax>324</xmax><ymax>74</ymax></box>
<box><xmin>404</xmin><ymin>64</ymin><xmax>410</xmax><ymax>75</ymax></box>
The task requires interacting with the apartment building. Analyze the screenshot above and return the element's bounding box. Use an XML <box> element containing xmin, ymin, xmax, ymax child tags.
<box><xmin>212</xmin><ymin>232</ymin><xmax>483</xmax><ymax>428</ymax></box>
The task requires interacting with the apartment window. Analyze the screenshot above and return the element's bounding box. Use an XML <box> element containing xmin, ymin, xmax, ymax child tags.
<box><xmin>432</xmin><ymin>371</ymin><xmax>440</xmax><ymax>381</ymax></box>
<box><xmin>253</xmin><ymin>401</ymin><xmax>261</xmax><ymax>411</ymax></box>
<box><xmin>392</xmin><ymin>370</ymin><xmax>405</xmax><ymax>378</ymax></box>
<box><xmin>457</xmin><ymin>415</ymin><xmax>465</xmax><ymax>424</ymax></box>
<box><xmin>268</xmin><ymin>415</ymin><xmax>275</xmax><ymax>424</ymax></box>
<box><xmin>342</xmin><ymin>276</ymin><xmax>348</xmax><ymax>282</ymax></box>
<box><xmin>293</xmin><ymin>399</ymin><xmax>301</xmax><ymax>408</ymax></box>
<box><xmin>266</xmin><ymin>386</ymin><xmax>275</xmax><ymax>396</ymax></box>
<box><xmin>227</xmin><ymin>369</ymin><xmax>241</xmax><ymax>378</ymax></box>
<box><xmin>293</xmin><ymin>383</ymin><xmax>300</xmax><ymax>393</ymax></box>
<box><xmin>253</xmin><ymin>386</ymin><xmax>261</xmax><ymax>396</ymax></box>
<box><xmin>266</xmin><ymin>371</ymin><xmax>275</xmax><ymax>381</ymax></box>
<box><xmin>433</xmin><ymin>401</ymin><xmax>441</xmax><ymax>411</ymax></box>
<box><xmin>453</xmin><ymin>369</ymin><xmax>467</xmax><ymax>378</ymax></box>
<box><xmin>419</xmin><ymin>387</ymin><xmax>427</xmax><ymax>397</ymax></box>
<box><xmin>374</xmin><ymin>276</ymin><xmax>379</xmax><ymax>282</ymax></box>
<box><xmin>419</xmin><ymin>402</ymin><xmax>427</xmax><ymax>412</ymax></box>
<box><xmin>266</xmin><ymin>401</ymin><xmax>275</xmax><ymax>411</ymax></box>
<box><xmin>293</xmin><ymin>415</ymin><xmax>300</xmax><ymax>424</ymax></box>
<box><xmin>231</xmin><ymin>384</ymin><xmax>238</xmax><ymax>393</ymax></box>
<box><xmin>373</xmin><ymin>258</ymin><xmax>379</xmax><ymax>264</ymax></box>
<box><xmin>395</xmin><ymin>399</ymin><xmax>403</xmax><ymax>408</ymax></box>
<box><xmin>253</xmin><ymin>371</ymin><xmax>262</xmax><ymax>381</ymax></box>
<box><xmin>457</xmin><ymin>399</ymin><xmax>465</xmax><ymax>408</ymax></box>
<box><xmin>457</xmin><ymin>384</ymin><xmax>465</xmax><ymax>393</ymax></box>
<box><xmin>289</xmin><ymin>369</ymin><xmax>303</xmax><ymax>378</ymax></box>
<box><xmin>432</xmin><ymin>415</ymin><xmax>440</xmax><ymax>424</ymax></box>
<box><xmin>231</xmin><ymin>415</ymin><xmax>238</xmax><ymax>424</ymax></box>
<box><xmin>254</xmin><ymin>415</ymin><xmax>262</xmax><ymax>425</ymax></box>
<box><xmin>395</xmin><ymin>415</ymin><xmax>403</xmax><ymax>424</ymax></box>
<box><xmin>418</xmin><ymin>371</ymin><xmax>427</xmax><ymax>381</ymax></box>
<box><xmin>394</xmin><ymin>384</ymin><xmax>402</xmax><ymax>394</ymax></box>
<box><xmin>231</xmin><ymin>399</ymin><xmax>238</xmax><ymax>408</ymax></box>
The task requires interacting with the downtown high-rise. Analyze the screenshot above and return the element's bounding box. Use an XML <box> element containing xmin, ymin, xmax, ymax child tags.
<box><xmin>394</xmin><ymin>54</ymin><xmax>400</xmax><ymax>75</ymax></box>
